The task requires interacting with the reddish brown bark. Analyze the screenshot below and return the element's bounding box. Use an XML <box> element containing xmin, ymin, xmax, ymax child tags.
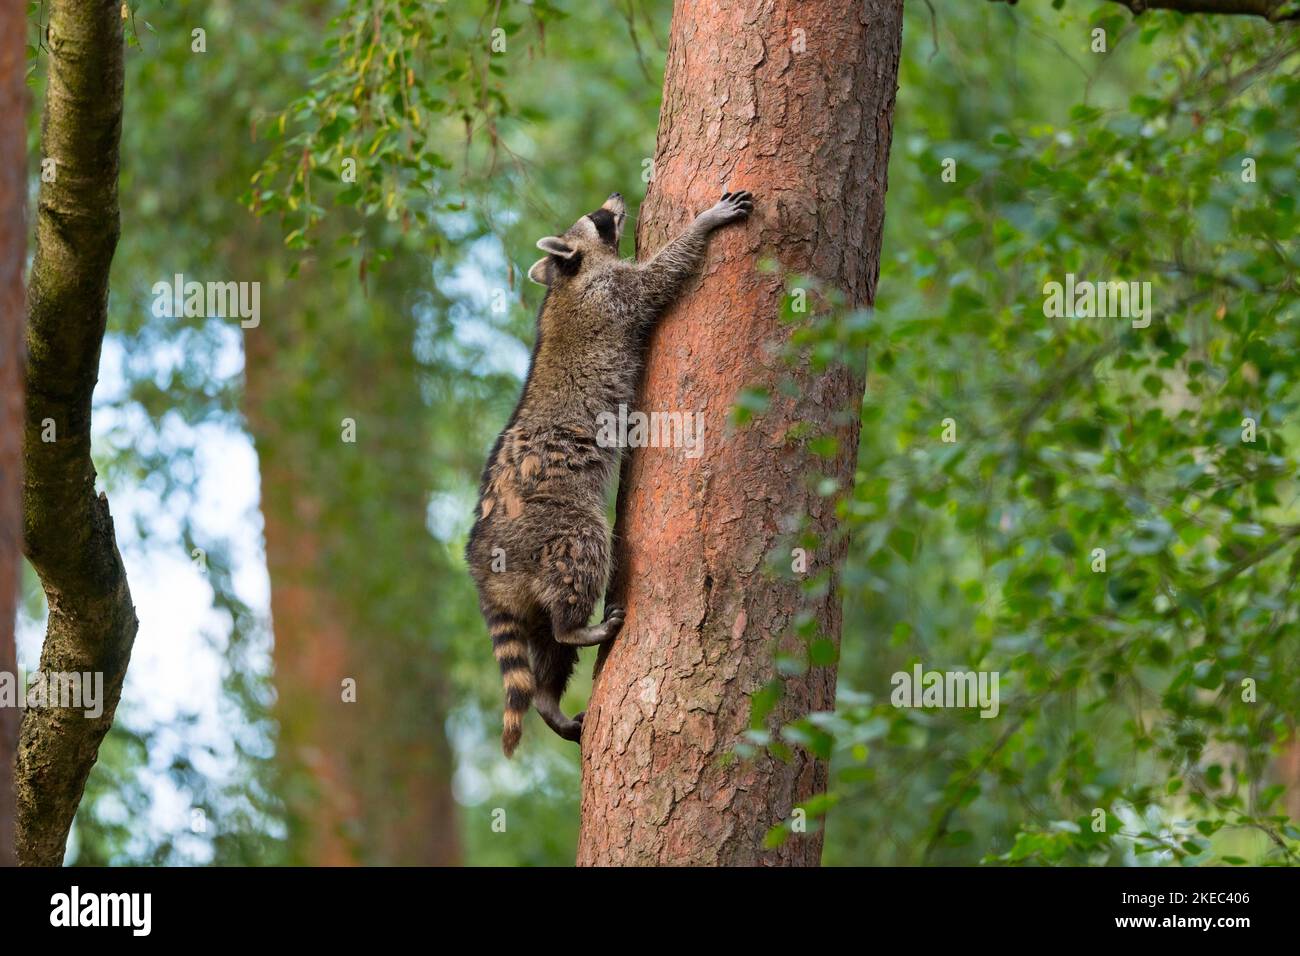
<box><xmin>243</xmin><ymin>267</ymin><xmax>460</xmax><ymax>866</ymax></box>
<box><xmin>0</xmin><ymin>0</ymin><xmax>25</xmax><ymax>870</ymax></box>
<box><xmin>241</xmin><ymin>417</ymin><xmax>359</xmax><ymax>866</ymax></box>
<box><xmin>576</xmin><ymin>0</ymin><xmax>902</xmax><ymax>866</ymax></box>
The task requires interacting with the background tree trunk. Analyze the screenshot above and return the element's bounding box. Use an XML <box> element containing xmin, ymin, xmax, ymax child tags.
<box><xmin>243</xmin><ymin>260</ymin><xmax>460</xmax><ymax>866</ymax></box>
<box><xmin>17</xmin><ymin>0</ymin><xmax>137</xmax><ymax>866</ymax></box>
<box><xmin>0</xmin><ymin>0</ymin><xmax>25</xmax><ymax>870</ymax></box>
<box><xmin>577</xmin><ymin>0</ymin><xmax>902</xmax><ymax>866</ymax></box>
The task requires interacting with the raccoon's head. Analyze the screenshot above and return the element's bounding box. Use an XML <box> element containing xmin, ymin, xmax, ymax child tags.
<box><xmin>527</xmin><ymin>193</ymin><xmax>626</xmax><ymax>286</ymax></box>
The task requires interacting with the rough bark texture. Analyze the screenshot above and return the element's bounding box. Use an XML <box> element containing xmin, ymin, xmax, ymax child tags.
<box><xmin>17</xmin><ymin>0</ymin><xmax>136</xmax><ymax>867</ymax></box>
<box><xmin>243</xmin><ymin>262</ymin><xmax>460</xmax><ymax>866</ymax></box>
<box><xmin>0</xmin><ymin>0</ymin><xmax>25</xmax><ymax>870</ymax></box>
<box><xmin>576</xmin><ymin>0</ymin><xmax>902</xmax><ymax>866</ymax></box>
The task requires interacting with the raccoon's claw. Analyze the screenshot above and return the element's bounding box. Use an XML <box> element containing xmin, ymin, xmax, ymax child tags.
<box><xmin>700</xmin><ymin>190</ymin><xmax>755</xmax><ymax>229</ymax></box>
<box><xmin>555</xmin><ymin>605</ymin><xmax>624</xmax><ymax>646</ymax></box>
<box><xmin>603</xmin><ymin>604</ymin><xmax>626</xmax><ymax>630</ymax></box>
<box><xmin>719</xmin><ymin>190</ymin><xmax>754</xmax><ymax>218</ymax></box>
<box><xmin>554</xmin><ymin>711</ymin><xmax>584</xmax><ymax>747</ymax></box>
<box><xmin>558</xmin><ymin>715</ymin><xmax>583</xmax><ymax>742</ymax></box>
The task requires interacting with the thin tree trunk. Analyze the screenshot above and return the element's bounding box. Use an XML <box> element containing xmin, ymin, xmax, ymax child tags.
<box><xmin>577</xmin><ymin>0</ymin><xmax>902</xmax><ymax>866</ymax></box>
<box><xmin>243</xmin><ymin>263</ymin><xmax>460</xmax><ymax>866</ymax></box>
<box><xmin>17</xmin><ymin>0</ymin><xmax>136</xmax><ymax>867</ymax></box>
<box><xmin>0</xmin><ymin>0</ymin><xmax>26</xmax><ymax>870</ymax></box>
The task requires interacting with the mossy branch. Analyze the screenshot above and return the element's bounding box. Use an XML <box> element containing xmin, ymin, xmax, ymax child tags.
<box><xmin>17</xmin><ymin>0</ymin><xmax>136</xmax><ymax>867</ymax></box>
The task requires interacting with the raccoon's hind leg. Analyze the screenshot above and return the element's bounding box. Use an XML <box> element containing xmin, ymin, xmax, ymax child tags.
<box><xmin>553</xmin><ymin>603</ymin><xmax>624</xmax><ymax>646</ymax></box>
<box><xmin>530</xmin><ymin>637</ymin><xmax>582</xmax><ymax>742</ymax></box>
<box><xmin>540</xmin><ymin>528</ymin><xmax>624</xmax><ymax>646</ymax></box>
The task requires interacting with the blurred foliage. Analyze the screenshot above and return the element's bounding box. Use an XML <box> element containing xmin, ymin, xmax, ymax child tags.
<box><xmin>249</xmin><ymin>0</ymin><xmax>570</xmax><ymax>251</ymax></box>
<box><xmin>754</xmin><ymin>5</ymin><xmax>1300</xmax><ymax>866</ymax></box>
<box><xmin>249</xmin><ymin>0</ymin><xmax>672</xmax><ymax>863</ymax></box>
<box><xmin>22</xmin><ymin>0</ymin><xmax>671</xmax><ymax>865</ymax></box>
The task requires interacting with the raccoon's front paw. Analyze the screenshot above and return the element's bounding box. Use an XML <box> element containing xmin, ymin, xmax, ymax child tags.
<box><xmin>698</xmin><ymin>190</ymin><xmax>754</xmax><ymax>230</ymax></box>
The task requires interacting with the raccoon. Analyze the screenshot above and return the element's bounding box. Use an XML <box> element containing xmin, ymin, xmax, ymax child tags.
<box><xmin>466</xmin><ymin>189</ymin><xmax>755</xmax><ymax>756</ymax></box>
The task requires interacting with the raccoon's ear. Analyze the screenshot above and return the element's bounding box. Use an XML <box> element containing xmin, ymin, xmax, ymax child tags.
<box><xmin>527</xmin><ymin>257</ymin><xmax>552</xmax><ymax>286</ymax></box>
<box><xmin>536</xmin><ymin>236</ymin><xmax>576</xmax><ymax>259</ymax></box>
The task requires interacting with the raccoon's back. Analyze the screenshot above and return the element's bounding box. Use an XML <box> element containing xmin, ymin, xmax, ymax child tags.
<box><xmin>468</xmin><ymin>419</ymin><xmax>614</xmax><ymax>561</ymax></box>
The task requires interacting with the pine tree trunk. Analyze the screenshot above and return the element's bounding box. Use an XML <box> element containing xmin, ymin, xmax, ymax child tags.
<box><xmin>0</xmin><ymin>0</ymin><xmax>25</xmax><ymax>870</ymax></box>
<box><xmin>243</xmin><ymin>262</ymin><xmax>460</xmax><ymax>866</ymax></box>
<box><xmin>577</xmin><ymin>0</ymin><xmax>902</xmax><ymax>866</ymax></box>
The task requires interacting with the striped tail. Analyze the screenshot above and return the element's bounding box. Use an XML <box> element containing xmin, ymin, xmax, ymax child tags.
<box><xmin>489</xmin><ymin>611</ymin><xmax>535</xmax><ymax>757</ymax></box>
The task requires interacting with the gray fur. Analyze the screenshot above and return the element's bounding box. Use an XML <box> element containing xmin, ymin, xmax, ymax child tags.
<box><xmin>467</xmin><ymin>190</ymin><xmax>754</xmax><ymax>756</ymax></box>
